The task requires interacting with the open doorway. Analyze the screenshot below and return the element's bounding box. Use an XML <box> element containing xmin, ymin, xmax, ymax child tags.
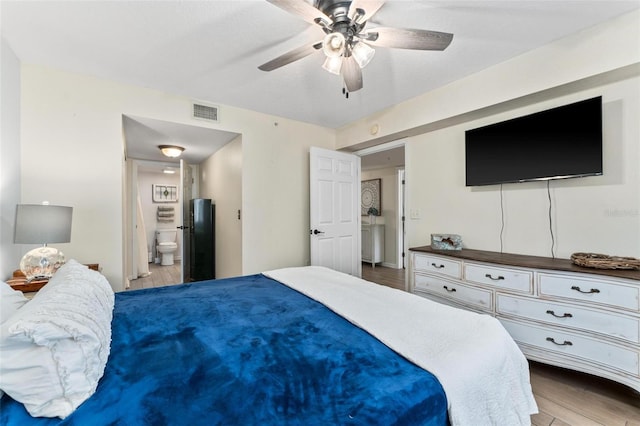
<box><xmin>122</xmin><ymin>114</ymin><xmax>240</xmax><ymax>289</ymax></box>
<box><xmin>125</xmin><ymin>159</ymin><xmax>192</xmax><ymax>290</ymax></box>
<box><xmin>356</xmin><ymin>141</ymin><xmax>406</xmax><ymax>270</ymax></box>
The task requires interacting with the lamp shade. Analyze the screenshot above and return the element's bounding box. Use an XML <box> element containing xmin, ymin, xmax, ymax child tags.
<box><xmin>14</xmin><ymin>204</ymin><xmax>73</xmax><ymax>244</ymax></box>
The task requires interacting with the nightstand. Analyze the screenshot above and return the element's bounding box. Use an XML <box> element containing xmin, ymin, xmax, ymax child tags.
<box><xmin>7</xmin><ymin>264</ymin><xmax>100</xmax><ymax>297</ymax></box>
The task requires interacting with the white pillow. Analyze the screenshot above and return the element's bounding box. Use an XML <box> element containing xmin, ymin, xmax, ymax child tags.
<box><xmin>1</xmin><ymin>280</ymin><xmax>28</xmax><ymax>324</ymax></box>
<box><xmin>0</xmin><ymin>281</ymin><xmax>29</xmax><ymax>398</ymax></box>
<box><xmin>0</xmin><ymin>260</ymin><xmax>114</xmax><ymax>418</ymax></box>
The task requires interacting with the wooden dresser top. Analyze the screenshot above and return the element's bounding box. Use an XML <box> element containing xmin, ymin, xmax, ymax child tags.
<box><xmin>410</xmin><ymin>246</ymin><xmax>640</xmax><ymax>281</ymax></box>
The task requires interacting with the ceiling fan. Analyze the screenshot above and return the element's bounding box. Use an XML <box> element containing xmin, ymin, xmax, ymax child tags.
<box><xmin>258</xmin><ymin>0</ymin><xmax>453</xmax><ymax>95</ymax></box>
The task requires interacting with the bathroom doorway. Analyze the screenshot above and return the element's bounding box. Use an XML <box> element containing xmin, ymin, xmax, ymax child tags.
<box><xmin>121</xmin><ymin>114</ymin><xmax>240</xmax><ymax>289</ymax></box>
<box><xmin>125</xmin><ymin>159</ymin><xmax>186</xmax><ymax>290</ymax></box>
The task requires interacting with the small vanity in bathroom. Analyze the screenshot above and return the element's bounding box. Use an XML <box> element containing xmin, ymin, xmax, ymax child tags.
<box><xmin>362</xmin><ymin>224</ymin><xmax>384</xmax><ymax>267</ymax></box>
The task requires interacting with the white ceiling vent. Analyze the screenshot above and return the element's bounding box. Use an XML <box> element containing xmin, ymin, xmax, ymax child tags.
<box><xmin>192</xmin><ymin>102</ymin><xmax>219</xmax><ymax>122</ymax></box>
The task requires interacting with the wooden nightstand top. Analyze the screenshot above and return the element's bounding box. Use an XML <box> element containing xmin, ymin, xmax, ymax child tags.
<box><xmin>7</xmin><ymin>263</ymin><xmax>99</xmax><ymax>293</ymax></box>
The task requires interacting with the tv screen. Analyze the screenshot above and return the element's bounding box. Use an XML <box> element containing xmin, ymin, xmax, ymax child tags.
<box><xmin>465</xmin><ymin>97</ymin><xmax>603</xmax><ymax>186</ymax></box>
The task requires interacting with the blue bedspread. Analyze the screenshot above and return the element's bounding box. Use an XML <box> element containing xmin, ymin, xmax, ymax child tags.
<box><xmin>1</xmin><ymin>274</ymin><xmax>447</xmax><ymax>425</ymax></box>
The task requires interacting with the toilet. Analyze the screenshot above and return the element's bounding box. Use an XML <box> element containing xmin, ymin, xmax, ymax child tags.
<box><xmin>156</xmin><ymin>229</ymin><xmax>178</xmax><ymax>266</ymax></box>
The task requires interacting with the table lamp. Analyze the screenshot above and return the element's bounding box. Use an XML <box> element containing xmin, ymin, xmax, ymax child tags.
<box><xmin>14</xmin><ymin>203</ymin><xmax>73</xmax><ymax>281</ymax></box>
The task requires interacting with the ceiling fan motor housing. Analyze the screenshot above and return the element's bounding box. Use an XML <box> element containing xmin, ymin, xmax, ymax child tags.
<box><xmin>316</xmin><ymin>0</ymin><xmax>367</xmax><ymax>52</ymax></box>
<box><xmin>315</xmin><ymin>0</ymin><xmax>351</xmax><ymax>22</ymax></box>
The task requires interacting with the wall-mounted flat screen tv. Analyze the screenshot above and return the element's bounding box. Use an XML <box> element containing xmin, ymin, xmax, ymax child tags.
<box><xmin>465</xmin><ymin>96</ymin><xmax>603</xmax><ymax>186</ymax></box>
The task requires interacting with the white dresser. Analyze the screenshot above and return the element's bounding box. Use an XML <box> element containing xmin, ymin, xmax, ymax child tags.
<box><xmin>410</xmin><ymin>246</ymin><xmax>640</xmax><ymax>393</ymax></box>
<box><xmin>362</xmin><ymin>224</ymin><xmax>384</xmax><ymax>267</ymax></box>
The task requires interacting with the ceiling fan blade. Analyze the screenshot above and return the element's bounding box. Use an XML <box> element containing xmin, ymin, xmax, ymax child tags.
<box><xmin>348</xmin><ymin>0</ymin><xmax>385</xmax><ymax>23</ymax></box>
<box><xmin>266</xmin><ymin>0</ymin><xmax>332</xmax><ymax>26</ymax></box>
<box><xmin>367</xmin><ymin>27</ymin><xmax>453</xmax><ymax>50</ymax></box>
<box><xmin>341</xmin><ymin>56</ymin><xmax>363</xmax><ymax>92</ymax></box>
<box><xmin>258</xmin><ymin>42</ymin><xmax>322</xmax><ymax>71</ymax></box>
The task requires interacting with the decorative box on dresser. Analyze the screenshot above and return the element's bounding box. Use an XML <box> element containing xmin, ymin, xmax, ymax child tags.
<box><xmin>410</xmin><ymin>246</ymin><xmax>640</xmax><ymax>393</ymax></box>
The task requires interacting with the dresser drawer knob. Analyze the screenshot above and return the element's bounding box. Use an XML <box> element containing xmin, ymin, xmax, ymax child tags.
<box><xmin>485</xmin><ymin>273</ymin><xmax>505</xmax><ymax>281</ymax></box>
<box><xmin>443</xmin><ymin>285</ymin><xmax>457</xmax><ymax>293</ymax></box>
<box><xmin>546</xmin><ymin>310</ymin><xmax>573</xmax><ymax>319</ymax></box>
<box><xmin>570</xmin><ymin>285</ymin><xmax>600</xmax><ymax>294</ymax></box>
<box><xmin>431</xmin><ymin>263</ymin><xmax>445</xmax><ymax>269</ymax></box>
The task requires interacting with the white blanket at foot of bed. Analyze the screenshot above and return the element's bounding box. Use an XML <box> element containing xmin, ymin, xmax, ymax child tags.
<box><xmin>264</xmin><ymin>266</ymin><xmax>538</xmax><ymax>426</ymax></box>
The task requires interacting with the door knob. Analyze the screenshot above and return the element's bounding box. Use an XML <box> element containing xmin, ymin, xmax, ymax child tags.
<box><xmin>311</xmin><ymin>229</ymin><xmax>325</xmax><ymax>235</ymax></box>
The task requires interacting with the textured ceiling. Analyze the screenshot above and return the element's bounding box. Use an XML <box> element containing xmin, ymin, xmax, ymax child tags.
<box><xmin>3</xmin><ymin>0</ymin><xmax>639</xmax><ymax>130</ymax></box>
<box><xmin>2</xmin><ymin>1</ymin><xmax>638</xmax><ymax>166</ymax></box>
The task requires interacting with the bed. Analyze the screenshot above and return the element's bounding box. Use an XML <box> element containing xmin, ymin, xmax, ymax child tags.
<box><xmin>0</xmin><ymin>261</ymin><xmax>537</xmax><ymax>425</ymax></box>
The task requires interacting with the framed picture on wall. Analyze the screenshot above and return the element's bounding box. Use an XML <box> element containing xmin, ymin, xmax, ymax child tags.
<box><xmin>361</xmin><ymin>179</ymin><xmax>381</xmax><ymax>215</ymax></box>
<box><xmin>152</xmin><ymin>184</ymin><xmax>179</xmax><ymax>203</ymax></box>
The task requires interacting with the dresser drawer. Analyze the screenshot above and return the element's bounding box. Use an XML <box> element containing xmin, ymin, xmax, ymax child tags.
<box><xmin>413</xmin><ymin>254</ymin><xmax>462</xmax><ymax>279</ymax></box>
<box><xmin>414</xmin><ymin>273</ymin><xmax>492</xmax><ymax>311</ymax></box>
<box><xmin>464</xmin><ymin>263</ymin><xmax>533</xmax><ymax>293</ymax></box>
<box><xmin>539</xmin><ymin>273</ymin><xmax>639</xmax><ymax>312</ymax></box>
<box><xmin>500</xmin><ymin>319</ymin><xmax>639</xmax><ymax>376</ymax></box>
<box><xmin>496</xmin><ymin>294</ymin><xmax>640</xmax><ymax>343</ymax></box>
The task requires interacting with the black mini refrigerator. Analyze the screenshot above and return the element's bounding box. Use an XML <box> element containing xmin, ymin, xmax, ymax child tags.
<box><xmin>189</xmin><ymin>198</ymin><xmax>215</xmax><ymax>281</ymax></box>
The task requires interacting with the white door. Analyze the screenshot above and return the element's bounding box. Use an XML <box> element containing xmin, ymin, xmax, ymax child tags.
<box><xmin>309</xmin><ymin>147</ymin><xmax>361</xmax><ymax>277</ymax></box>
<box><xmin>179</xmin><ymin>159</ymin><xmax>193</xmax><ymax>283</ymax></box>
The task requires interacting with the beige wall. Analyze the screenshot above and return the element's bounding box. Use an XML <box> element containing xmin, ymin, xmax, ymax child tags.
<box><xmin>337</xmin><ymin>10</ymin><xmax>640</xmax><ymax>150</ymax></box>
<box><xmin>339</xmin><ymin>10</ymin><xmax>640</xmax><ymax>259</ymax></box>
<box><xmin>0</xmin><ymin>39</ymin><xmax>22</xmax><ymax>280</ymax></box>
<box><xmin>243</xmin><ymin>119</ymin><xmax>336</xmax><ymax>270</ymax></box>
<box><xmin>19</xmin><ymin>65</ymin><xmax>335</xmax><ymax>291</ymax></box>
<box><xmin>200</xmin><ymin>135</ymin><xmax>242</xmax><ymax>278</ymax></box>
<box><xmin>9</xmin><ymin>9</ymin><xmax>640</xmax><ymax>288</ymax></box>
<box><xmin>405</xmin><ymin>76</ymin><xmax>639</xmax><ymax>258</ymax></box>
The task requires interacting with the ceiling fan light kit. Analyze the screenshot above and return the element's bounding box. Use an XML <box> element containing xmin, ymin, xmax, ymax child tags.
<box><xmin>322</xmin><ymin>32</ymin><xmax>346</xmax><ymax>57</ymax></box>
<box><xmin>259</xmin><ymin>0</ymin><xmax>453</xmax><ymax>94</ymax></box>
<box><xmin>322</xmin><ymin>56</ymin><xmax>343</xmax><ymax>75</ymax></box>
<box><xmin>351</xmin><ymin>41</ymin><xmax>375</xmax><ymax>68</ymax></box>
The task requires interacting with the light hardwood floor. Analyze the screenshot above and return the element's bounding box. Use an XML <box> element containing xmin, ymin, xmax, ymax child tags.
<box><xmin>127</xmin><ymin>261</ymin><xmax>182</xmax><ymax>290</ymax></box>
<box><xmin>129</xmin><ymin>262</ymin><xmax>640</xmax><ymax>424</ymax></box>
<box><xmin>361</xmin><ymin>263</ymin><xmax>640</xmax><ymax>426</ymax></box>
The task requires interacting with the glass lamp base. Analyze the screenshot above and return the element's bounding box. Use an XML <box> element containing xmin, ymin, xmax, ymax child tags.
<box><xmin>20</xmin><ymin>246</ymin><xmax>66</xmax><ymax>281</ymax></box>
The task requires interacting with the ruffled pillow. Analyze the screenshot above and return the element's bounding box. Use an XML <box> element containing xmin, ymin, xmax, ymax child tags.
<box><xmin>0</xmin><ymin>260</ymin><xmax>114</xmax><ymax>418</ymax></box>
<box><xmin>0</xmin><ymin>281</ymin><xmax>29</xmax><ymax>398</ymax></box>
